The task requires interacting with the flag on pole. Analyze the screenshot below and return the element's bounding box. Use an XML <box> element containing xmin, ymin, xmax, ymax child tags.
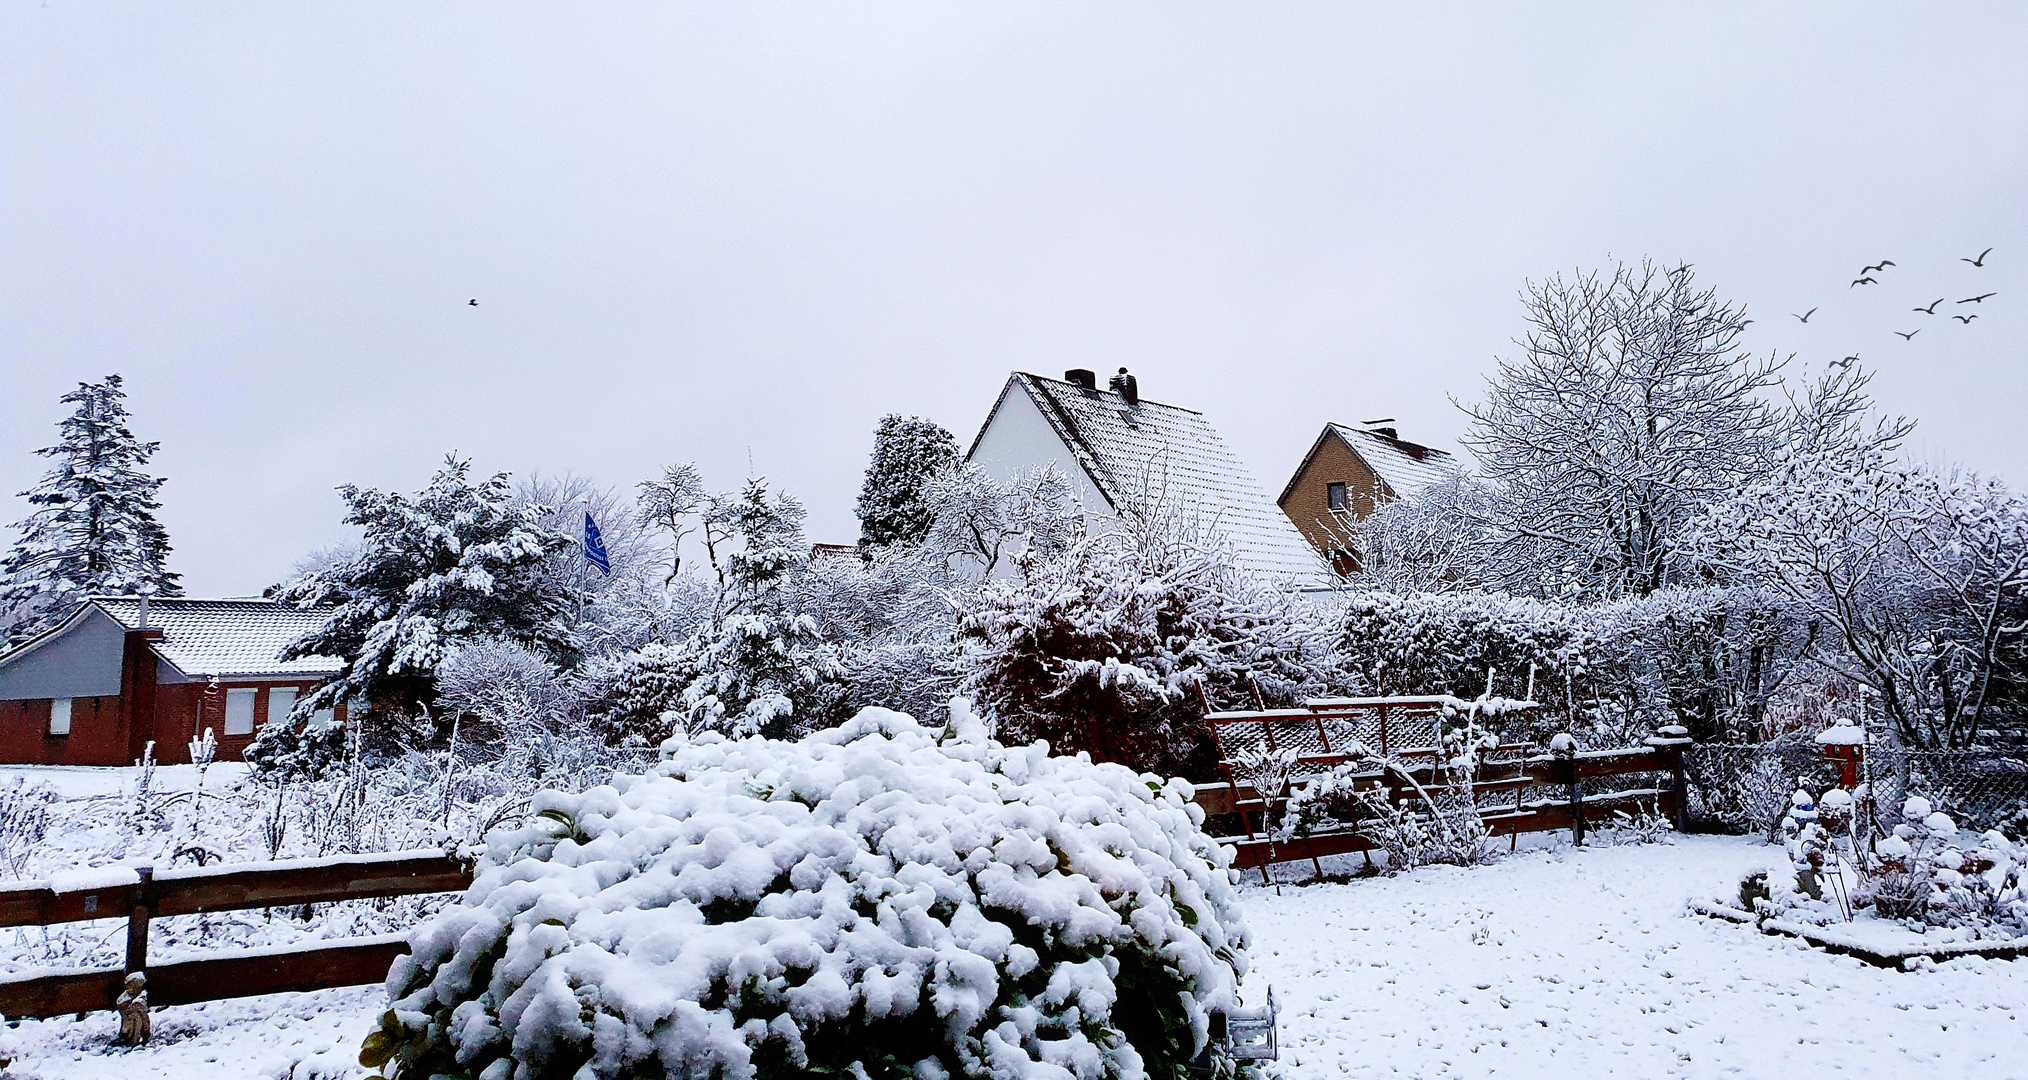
<box><xmin>584</xmin><ymin>512</ymin><xmax>611</xmax><ymax>574</ymax></box>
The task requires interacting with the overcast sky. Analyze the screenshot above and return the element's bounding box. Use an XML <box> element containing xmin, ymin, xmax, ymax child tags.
<box><xmin>4</xmin><ymin>5</ymin><xmax>2024</xmax><ymax>597</ymax></box>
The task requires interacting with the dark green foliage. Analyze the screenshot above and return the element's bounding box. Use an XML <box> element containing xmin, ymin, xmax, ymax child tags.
<box><xmin>855</xmin><ymin>414</ymin><xmax>959</xmax><ymax>550</ymax></box>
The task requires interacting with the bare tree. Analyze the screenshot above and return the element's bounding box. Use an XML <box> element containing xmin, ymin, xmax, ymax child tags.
<box><xmin>1463</xmin><ymin>260</ymin><xmax>1784</xmax><ymax>599</ymax></box>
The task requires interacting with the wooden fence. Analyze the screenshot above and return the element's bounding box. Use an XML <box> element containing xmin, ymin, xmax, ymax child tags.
<box><xmin>0</xmin><ymin>850</ymin><xmax>471</xmax><ymax>1021</ymax></box>
<box><xmin>1199</xmin><ymin>697</ymin><xmax>1691</xmax><ymax>870</ymax></box>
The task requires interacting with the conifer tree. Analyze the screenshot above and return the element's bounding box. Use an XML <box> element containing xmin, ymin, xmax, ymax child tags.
<box><xmin>0</xmin><ymin>375</ymin><xmax>179</xmax><ymax>643</ymax></box>
<box><xmin>855</xmin><ymin>414</ymin><xmax>959</xmax><ymax>550</ymax></box>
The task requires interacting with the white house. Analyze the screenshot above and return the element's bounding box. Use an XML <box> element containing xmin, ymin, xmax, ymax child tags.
<box><xmin>965</xmin><ymin>368</ymin><xmax>1327</xmax><ymax>585</ymax></box>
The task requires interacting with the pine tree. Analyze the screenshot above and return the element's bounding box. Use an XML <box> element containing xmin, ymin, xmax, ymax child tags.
<box><xmin>1</xmin><ymin>375</ymin><xmax>179</xmax><ymax>643</ymax></box>
<box><xmin>855</xmin><ymin>415</ymin><xmax>959</xmax><ymax>550</ymax></box>
<box><xmin>266</xmin><ymin>455</ymin><xmax>580</xmax><ymax>727</ymax></box>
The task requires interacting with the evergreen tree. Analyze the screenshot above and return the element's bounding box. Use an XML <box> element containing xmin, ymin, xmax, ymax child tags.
<box><xmin>266</xmin><ymin>455</ymin><xmax>580</xmax><ymax>727</ymax></box>
<box><xmin>855</xmin><ymin>414</ymin><xmax>959</xmax><ymax>550</ymax></box>
<box><xmin>1</xmin><ymin>375</ymin><xmax>179</xmax><ymax>643</ymax></box>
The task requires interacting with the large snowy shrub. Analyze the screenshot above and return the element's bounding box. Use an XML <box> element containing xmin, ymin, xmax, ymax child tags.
<box><xmin>365</xmin><ymin>702</ymin><xmax>1252</xmax><ymax>1080</ymax></box>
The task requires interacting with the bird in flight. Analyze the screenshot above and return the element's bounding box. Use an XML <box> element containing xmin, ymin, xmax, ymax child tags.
<box><xmin>1830</xmin><ymin>355</ymin><xmax>1855</xmax><ymax>369</ymax></box>
<box><xmin>1914</xmin><ymin>299</ymin><xmax>1944</xmax><ymax>314</ymax></box>
<box><xmin>1962</xmin><ymin>247</ymin><xmax>1993</xmax><ymax>267</ymax></box>
<box><xmin>1953</xmin><ymin>314</ymin><xmax>1979</xmax><ymax>324</ymax></box>
<box><xmin>1861</xmin><ymin>260</ymin><xmax>1896</xmax><ymax>274</ymax></box>
<box><xmin>468</xmin><ymin>299</ymin><xmax>479</xmax><ymax>306</ymax></box>
<box><xmin>1850</xmin><ymin>276</ymin><xmax>1878</xmax><ymax>287</ymax></box>
<box><xmin>1895</xmin><ymin>330</ymin><xmax>1920</xmax><ymax>340</ymax></box>
<box><xmin>1793</xmin><ymin>308</ymin><xmax>1817</xmax><ymax>323</ymax></box>
<box><xmin>1959</xmin><ymin>293</ymin><xmax>1997</xmax><ymax>304</ymax></box>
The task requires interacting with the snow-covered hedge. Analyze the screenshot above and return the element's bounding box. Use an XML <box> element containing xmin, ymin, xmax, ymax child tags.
<box><xmin>363</xmin><ymin>702</ymin><xmax>1252</xmax><ymax>1080</ymax></box>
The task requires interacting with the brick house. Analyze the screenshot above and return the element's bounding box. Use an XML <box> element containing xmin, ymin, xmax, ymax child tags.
<box><xmin>1277</xmin><ymin>422</ymin><xmax>1456</xmax><ymax>575</ymax></box>
<box><xmin>0</xmin><ymin>597</ymin><xmax>345</xmax><ymax>766</ymax></box>
<box><xmin>967</xmin><ymin>369</ymin><xmax>1328</xmax><ymax>585</ymax></box>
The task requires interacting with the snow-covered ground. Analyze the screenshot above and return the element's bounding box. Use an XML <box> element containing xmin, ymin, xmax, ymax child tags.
<box><xmin>4</xmin><ymin>835</ymin><xmax>2022</xmax><ymax>1078</ymax></box>
<box><xmin>1241</xmin><ymin>836</ymin><xmax>2026</xmax><ymax>1078</ymax></box>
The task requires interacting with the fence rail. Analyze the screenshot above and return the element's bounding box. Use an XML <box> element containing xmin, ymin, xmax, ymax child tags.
<box><xmin>1197</xmin><ymin>696</ymin><xmax>1689</xmax><ymax>871</ymax></box>
<box><xmin>0</xmin><ymin>851</ymin><xmax>471</xmax><ymax>1022</ymax></box>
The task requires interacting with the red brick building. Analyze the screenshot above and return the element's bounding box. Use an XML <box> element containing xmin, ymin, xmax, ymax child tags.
<box><xmin>0</xmin><ymin>597</ymin><xmax>345</xmax><ymax>766</ymax></box>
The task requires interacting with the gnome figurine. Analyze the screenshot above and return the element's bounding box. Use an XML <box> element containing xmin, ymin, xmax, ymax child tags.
<box><xmin>116</xmin><ymin>971</ymin><xmax>151</xmax><ymax>1046</ymax></box>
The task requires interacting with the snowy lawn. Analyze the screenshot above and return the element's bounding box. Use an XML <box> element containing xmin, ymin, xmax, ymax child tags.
<box><xmin>1241</xmin><ymin>835</ymin><xmax>2025</xmax><ymax>1078</ymax></box>
<box><xmin>5</xmin><ymin>835</ymin><xmax>2023</xmax><ymax>1078</ymax></box>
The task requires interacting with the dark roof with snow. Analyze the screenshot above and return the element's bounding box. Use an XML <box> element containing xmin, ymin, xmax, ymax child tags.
<box><xmin>1278</xmin><ymin>424</ymin><xmax>1458</xmax><ymax>505</ymax></box>
<box><xmin>979</xmin><ymin>372</ymin><xmax>1326</xmax><ymax>583</ymax></box>
<box><xmin>91</xmin><ymin>597</ymin><xmax>342</xmax><ymax>679</ymax></box>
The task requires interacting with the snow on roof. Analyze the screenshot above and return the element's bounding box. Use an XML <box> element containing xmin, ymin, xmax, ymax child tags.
<box><xmin>1010</xmin><ymin>373</ymin><xmax>1327</xmax><ymax>584</ymax></box>
<box><xmin>92</xmin><ymin>597</ymin><xmax>343</xmax><ymax>679</ymax></box>
<box><xmin>1325</xmin><ymin>423</ymin><xmax>1457</xmax><ymax>500</ymax></box>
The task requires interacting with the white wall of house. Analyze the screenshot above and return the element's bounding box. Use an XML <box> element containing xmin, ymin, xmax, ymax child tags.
<box><xmin>968</xmin><ymin>379</ymin><xmax>1106</xmax><ymax>512</ymax></box>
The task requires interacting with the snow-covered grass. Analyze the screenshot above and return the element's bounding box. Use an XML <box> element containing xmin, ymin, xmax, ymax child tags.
<box><xmin>6</xmin><ymin>787</ymin><xmax>2024</xmax><ymax>1078</ymax></box>
<box><xmin>1241</xmin><ymin>836</ymin><xmax>2026</xmax><ymax>1078</ymax></box>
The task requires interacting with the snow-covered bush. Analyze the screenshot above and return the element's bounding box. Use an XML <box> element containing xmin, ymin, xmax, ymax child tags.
<box><xmin>364</xmin><ymin>702</ymin><xmax>1254</xmax><ymax>1080</ymax></box>
<box><xmin>962</xmin><ymin>512</ymin><xmax>1346</xmax><ymax>779</ymax></box>
<box><xmin>0</xmin><ymin>776</ymin><xmax>54</xmax><ymax>878</ymax></box>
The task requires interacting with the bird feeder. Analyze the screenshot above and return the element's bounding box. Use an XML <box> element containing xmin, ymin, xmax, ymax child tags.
<box><xmin>1813</xmin><ymin>718</ymin><xmax>1867</xmax><ymax>789</ymax></box>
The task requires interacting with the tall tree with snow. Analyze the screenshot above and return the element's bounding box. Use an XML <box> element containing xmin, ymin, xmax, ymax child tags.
<box><xmin>267</xmin><ymin>455</ymin><xmax>580</xmax><ymax>729</ymax></box>
<box><xmin>1463</xmin><ymin>260</ymin><xmax>1783</xmax><ymax>599</ymax></box>
<box><xmin>855</xmin><ymin>414</ymin><xmax>959</xmax><ymax>550</ymax></box>
<box><xmin>0</xmin><ymin>375</ymin><xmax>179</xmax><ymax>644</ymax></box>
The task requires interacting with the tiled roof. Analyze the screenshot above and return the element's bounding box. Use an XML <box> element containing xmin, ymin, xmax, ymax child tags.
<box><xmin>93</xmin><ymin>597</ymin><xmax>344</xmax><ymax>679</ymax></box>
<box><xmin>1326</xmin><ymin>423</ymin><xmax>1457</xmax><ymax>499</ymax></box>
<box><xmin>1015</xmin><ymin>373</ymin><xmax>1327</xmax><ymax>584</ymax></box>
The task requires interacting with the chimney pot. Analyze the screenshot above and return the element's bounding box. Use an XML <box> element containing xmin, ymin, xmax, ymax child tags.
<box><xmin>1108</xmin><ymin>367</ymin><xmax>1140</xmax><ymax>407</ymax></box>
<box><xmin>1064</xmin><ymin>368</ymin><xmax>1097</xmax><ymax>391</ymax></box>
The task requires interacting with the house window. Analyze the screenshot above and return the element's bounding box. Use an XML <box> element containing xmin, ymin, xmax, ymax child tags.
<box><xmin>49</xmin><ymin>698</ymin><xmax>72</xmax><ymax>735</ymax></box>
<box><xmin>1327</xmin><ymin>482</ymin><xmax>1348</xmax><ymax>512</ymax></box>
<box><xmin>224</xmin><ymin>688</ymin><xmax>258</xmax><ymax>735</ymax></box>
<box><xmin>267</xmin><ymin>687</ymin><xmax>298</xmax><ymax>728</ymax></box>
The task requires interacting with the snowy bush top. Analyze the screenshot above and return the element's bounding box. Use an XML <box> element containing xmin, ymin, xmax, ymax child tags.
<box><xmin>367</xmin><ymin>701</ymin><xmax>1252</xmax><ymax>1080</ymax></box>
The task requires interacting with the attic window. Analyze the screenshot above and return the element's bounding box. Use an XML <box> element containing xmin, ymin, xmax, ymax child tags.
<box><xmin>1327</xmin><ymin>482</ymin><xmax>1348</xmax><ymax>512</ymax></box>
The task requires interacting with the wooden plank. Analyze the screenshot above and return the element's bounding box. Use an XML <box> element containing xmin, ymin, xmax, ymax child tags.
<box><xmin>0</xmin><ymin>966</ymin><xmax>123</xmax><ymax>1018</ymax></box>
<box><xmin>148</xmin><ymin>935</ymin><xmax>413</xmax><ymax>1007</ymax></box>
<box><xmin>1227</xmin><ymin>831</ymin><xmax>1377</xmax><ymax>869</ymax></box>
<box><xmin>0</xmin><ymin>882</ymin><xmax>139</xmax><ymax>929</ymax></box>
<box><xmin>0</xmin><ymin>851</ymin><xmax>470</xmax><ymax>929</ymax></box>
<box><xmin>0</xmin><ymin>935</ymin><xmax>414</xmax><ymax>1019</ymax></box>
<box><xmin>1521</xmin><ymin>749</ymin><xmax>1668</xmax><ymax>784</ymax></box>
<box><xmin>152</xmin><ymin>853</ymin><xmax>471</xmax><ymax>917</ymax></box>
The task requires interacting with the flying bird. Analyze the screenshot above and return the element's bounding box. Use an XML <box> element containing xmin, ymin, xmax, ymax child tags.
<box><xmin>468</xmin><ymin>299</ymin><xmax>479</xmax><ymax>306</ymax></box>
<box><xmin>1895</xmin><ymin>330</ymin><xmax>1920</xmax><ymax>340</ymax></box>
<box><xmin>1959</xmin><ymin>293</ymin><xmax>1997</xmax><ymax>304</ymax></box>
<box><xmin>1914</xmin><ymin>299</ymin><xmax>1944</xmax><ymax>314</ymax></box>
<box><xmin>1850</xmin><ymin>276</ymin><xmax>1878</xmax><ymax>287</ymax></box>
<box><xmin>1861</xmin><ymin>261</ymin><xmax>1896</xmax><ymax>274</ymax></box>
<box><xmin>1793</xmin><ymin>308</ymin><xmax>1817</xmax><ymax>323</ymax></box>
<box><xmin>1962</xmin><ymin>247</ymin><xmax>1993</xmax><ymax>267</ymax></box>
<box><xmin>1829</xmin><ymin>356</ymin><xmax>1854</xmax><ymax>369</ymax></box>
<box><xmin>1953</xmin><ymin>314</ymin><xmax>1979</xmax><ymax>324</ymax></box>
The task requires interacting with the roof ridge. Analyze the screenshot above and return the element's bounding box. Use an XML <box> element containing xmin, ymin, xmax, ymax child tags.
<box><xmin>1016</xmin><ymin>371</ymin><xmax>1202</xmax><ymax>415</ymax></box>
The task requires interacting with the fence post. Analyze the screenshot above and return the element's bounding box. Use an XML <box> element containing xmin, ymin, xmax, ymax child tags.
<box><xmin>120</xmin><ymin>865</ymin><xmax>154</xmax><ymax>1045</ymax></box>
<box><xmin>125</xmin><ymin>866</ymin><xmax>153</xmax><ymax>976</ymax></box>
<box><xmin>1549</xmin><ymin>734</ymin><xmax>1583</xmax><ymax>846</ymax></box>
<box><xmin>1644</xmin><ymin>724</ymin><xmax>1693</xmax><ymax>834</ymax></box>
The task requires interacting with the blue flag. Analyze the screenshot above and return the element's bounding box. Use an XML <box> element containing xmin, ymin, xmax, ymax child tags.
<box><xmin>584</xmin><ymin>512</ymin><xmax>611</xmax><ymax>574</ymax></box>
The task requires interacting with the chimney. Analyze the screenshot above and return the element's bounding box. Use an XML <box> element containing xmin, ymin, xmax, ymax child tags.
<box><xmin>1362</xmin><ymin>417</ymin><xmax>1398</xmax><ymax>441</ymax></box>
<box><xmin>137</xmin><ymin>591</ymin><xmax>149</xmax><ymax>629</ymax></box>
<box><xmin>1064</xmin><ymin>368</ymin><xmax>1097</xmax><ymax>391</ymax></box>
<box><xmin>1109</xmin><ymin>367</ymin><xmax>1140</xmax><ymax>407</ymax></box>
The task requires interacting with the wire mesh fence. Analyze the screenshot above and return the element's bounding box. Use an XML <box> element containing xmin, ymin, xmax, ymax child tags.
<box><xmin>1686</xmin><ymin>740</ymin><xmax>2028</xmax><ymax>838</ymax></box>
